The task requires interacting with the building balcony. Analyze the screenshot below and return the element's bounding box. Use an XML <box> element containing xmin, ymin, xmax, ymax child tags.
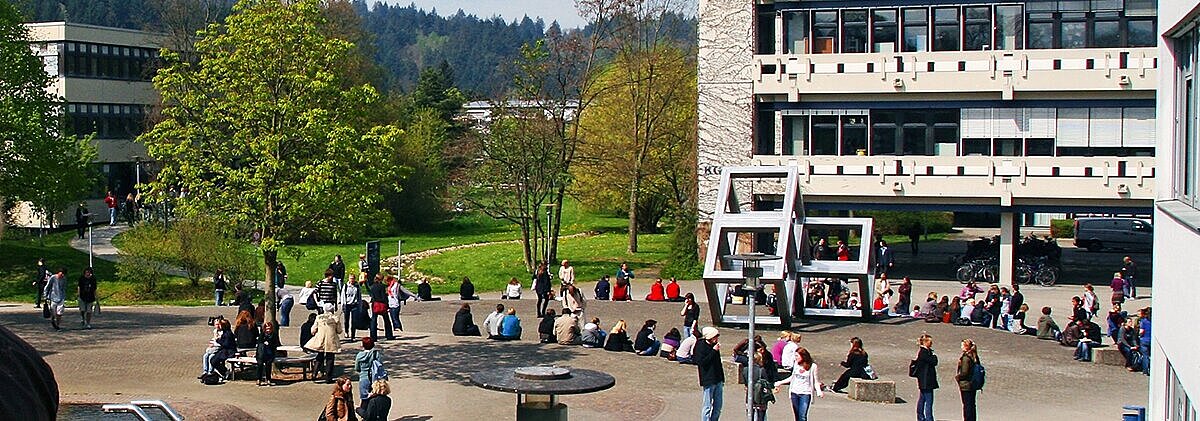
<box><xmin>753</xmin><ymin>47</ymin><xmax>1156</xmax><ymax>100</ymax></box>
<box><xmin>736</xmin><ymin>154</ymin><xmax>1153</xmax><ymax>210</ymax></box>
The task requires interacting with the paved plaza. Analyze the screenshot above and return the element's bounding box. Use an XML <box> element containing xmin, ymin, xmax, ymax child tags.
<box><xmin>0</xmin><ymin>277</ymin><xmax>1148</xmax><ymax>420</ymax></box>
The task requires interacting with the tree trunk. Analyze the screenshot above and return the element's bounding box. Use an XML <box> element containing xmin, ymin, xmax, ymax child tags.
<box><xmin>263</xmin><ymin>249</ymin><xmax>278</xmax><ymax>326</ymax></box>
<box><xmin>520</xmin><ymin>222</ymin><xmax>533</xmax><ymax>273</ymax></box>
<box><xmin>627</xmin><ymin>177</ymin><xmax>640</xmax><ymax>253</ymax></box>
<box><xmin>549</xmin><ymin>188</ymin><xmax>566</xmax><ymax>265</ymax></box>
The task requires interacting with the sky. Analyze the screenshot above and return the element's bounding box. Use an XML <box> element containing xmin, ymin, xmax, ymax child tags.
<box><xmin>384</xmin><ymin>0</ymin><xmax>587</xmax><ymax>29</ymax></box>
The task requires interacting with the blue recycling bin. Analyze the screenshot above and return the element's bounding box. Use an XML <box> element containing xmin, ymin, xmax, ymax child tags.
<box><xmin>1123</xmin><ymin>405</ymin><xmax>1146</xmax><ymax>421</ymax></box>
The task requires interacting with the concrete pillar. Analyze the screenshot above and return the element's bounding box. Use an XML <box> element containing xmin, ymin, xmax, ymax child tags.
<box><xmin>998</xmin><ymin>212</ymin><xmax>1018</xmax><ymax>286</ymax></box>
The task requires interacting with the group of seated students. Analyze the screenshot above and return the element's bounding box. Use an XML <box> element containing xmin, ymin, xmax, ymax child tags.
<box><xmin>913</xmin><ymin>282</ymin><xmax>1037</xmax><ymax>334</ymax></box>
<box><xmin>643</xmin><ymin>278</ymin><xmax>687</xmax><ymax>302</ymax></box>
<box><xmin>198</xmin><ymin>310</ymin><xmax>283</xmax><ymax>386</ymax></box>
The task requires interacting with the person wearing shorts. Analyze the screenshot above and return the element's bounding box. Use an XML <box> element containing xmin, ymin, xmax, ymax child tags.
<box><xmin>44</xmin><ymin>268</ymin><xmax>67</xmax><ymax>330</ymax></box>
<box><xmin>78</xmin><ymin>267</ymin><xmax>98</xmax><ymax>329</ymax></box>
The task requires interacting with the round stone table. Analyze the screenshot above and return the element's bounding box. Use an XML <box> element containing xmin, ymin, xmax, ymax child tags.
<box><xmin>470</xmin><ymin>366</ymin><xmax>616</xmax><ymax>421</ymax></box>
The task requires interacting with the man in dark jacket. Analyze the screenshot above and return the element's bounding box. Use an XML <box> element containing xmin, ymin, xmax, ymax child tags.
<box><xmin>74</xmin><ymin>203</ymin><xmax>89</xmax><ymax>239</ymax></box>
<box><xmin>695</xmin><ymin>327</ymin><xmax>723</xmax><ymax>421</ymax></box>
<box><xmin>913</xmin><ymin>334</ymin><xmax>939</xmax><ymax>421</ymax></box>
<box><xmin>329</xmin><ymin>255</ymin><xmax>346</xmax><ymax>282</ymax></box>
<box><xmin>1007</xmin><ymin>285</ymin><xmax>1024</xmax><ymax>319</ymax></box>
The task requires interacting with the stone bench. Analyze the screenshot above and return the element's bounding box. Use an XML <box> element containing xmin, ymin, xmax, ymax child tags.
<box><xmin>848</xmin><ymin>378</ymin><xmax>896</xmax><ymax>403</ymax></box>
<box><xmin>1092</xmin><ymin>347</ymin><xmax>1126</xmax><ymax>366</ymax></box>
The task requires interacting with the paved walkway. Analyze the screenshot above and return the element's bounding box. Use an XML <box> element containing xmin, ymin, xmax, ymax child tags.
<box><xmin>0</xmin><ymin>277</ymin><xmax>1149</xmax><ymax>420</ymax></box>
<box><xmin>68</xmin><ymin>224</ymin><xmax>128</xmax><ymax>265</ymax></box>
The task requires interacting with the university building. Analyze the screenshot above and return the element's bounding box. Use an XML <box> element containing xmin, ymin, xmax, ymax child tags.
<box><xmin>1151</xmin><ymin>1</ymin><xmax>1200</xmax><ymax>419</ymax></box>
<box><xmin>16</xmin><ymin>22</ymin><xmax>164</xmax><ymax>226</ymax></box>
<box><xmin>697</xmin><ymin>0</ymin><xmax>1158</xmax><ymax>285</ymax></box>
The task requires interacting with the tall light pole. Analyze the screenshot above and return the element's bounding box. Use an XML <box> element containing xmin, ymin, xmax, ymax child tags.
<box><xmin>727</xmin><ymin>253</ymin><xmax>781</xmax><ymax>421</ymax></box>
<box><xmin>542</xmin><ymin>203</ymin><xmax>557</xmax><ymax>265</ymax></box>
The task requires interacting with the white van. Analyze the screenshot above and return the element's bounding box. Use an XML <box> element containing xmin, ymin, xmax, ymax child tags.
<box><xmin>1073</xmin><ymin>217</ymin><xmax>1153</xmax><ymax>252</ymax></box>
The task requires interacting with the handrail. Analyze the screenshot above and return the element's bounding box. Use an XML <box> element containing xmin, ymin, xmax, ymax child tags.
<box><xmin>131</xmin><ymin>400</ymin><xmax>186</xmax><ymax>421</ymax></box>
<box><xmin>102</xmin><ymin>404</ymin><xmax>152</xmax><ymax>421</ymax></box>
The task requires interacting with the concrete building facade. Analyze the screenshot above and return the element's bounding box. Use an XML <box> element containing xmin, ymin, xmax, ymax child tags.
<box><xmin>17</xmin><ymin>22</ymin><xmax>165</xmax><ymax>226</ymax></box>
<box><xmin>697</xmin><ymin>0</ymin><xmax>1159</xmax><ymax>284</ymax></box>
<box><xmin>1151</xmin><ymin>2</ymin><xmax>1200</xmax><ymax>419</ymax></box>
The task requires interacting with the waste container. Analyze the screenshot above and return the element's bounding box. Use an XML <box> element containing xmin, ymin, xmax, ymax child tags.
<box><xmin>1122</xmin><ymin>405</ymin><xmax>1146</xmax><ymax>421</ymax></box>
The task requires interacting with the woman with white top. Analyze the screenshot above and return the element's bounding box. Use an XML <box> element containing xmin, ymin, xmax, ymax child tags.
<box><xmin>774</xmin><ymin>346</ymin><xmax>824</xmax><ymax>421</ymax></box>
<box><xmin>503</xmin><ymin>277</ymin><xmax>522</xmax><ymax>299</ymax></box>
<box><xmin>298</xmin><ymin>280</ymin><xmax>318</xmax><ymax>311</ymax></box>
<box><xmin>780</xmin><ymin>332</ymin><xmax>802</xmax><ymax>370</ymax></box>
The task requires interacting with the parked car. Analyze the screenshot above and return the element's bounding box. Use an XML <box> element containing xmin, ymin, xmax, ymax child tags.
<box><xmin>1073</xmin><ymin>217</ymin><xmax>1153</xmax><ymax>252</ymax></box>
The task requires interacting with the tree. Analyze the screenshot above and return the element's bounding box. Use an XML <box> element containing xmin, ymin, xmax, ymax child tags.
<box><xmin>0</xmin><ymin>2</ymin><xmax>97</xmax><ymax>241</ymax></box>
<box><xmin>140</xmin><ymin>0</ymin><xmax>403</xmax><ymax>325</ymax></box>
<box><xmin>385</xmin><ymin>108</ymin><xmax>450</xmax><ymax>229</ymax></box>
<box><xmin>575</xmin><ymin>0</ymin><xmax>697</xmax><ymax>253</ymax></box>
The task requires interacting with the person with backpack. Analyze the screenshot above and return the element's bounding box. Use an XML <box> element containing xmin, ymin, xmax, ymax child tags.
<box><xmin>911</xmin><ymin>334</ymin><xmax>938</xmax><ymax>421</ymax></box>
<box><xmin>744</xmin><ymin>347</ymin><xmax>779</xmax><ymax>420</ymax></box>
<box><xmin>773</xmin><ymin>346</ymin><xmax>823</xmax><ymax>421</ymax></box>
<box><xmin>956</xmin><ymin>339</ymin><xmax>983</xmax><ymax>421</ymax></box>
<box><xmin>354</xmin><ymin>337</ymin><xmax>385</xmax><ymax>400</ymax></box>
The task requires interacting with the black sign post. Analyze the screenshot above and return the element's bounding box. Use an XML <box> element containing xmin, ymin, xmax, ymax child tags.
<box><xmin>366</xmin><ymin>240</ymin><xmax>381</xmax><ymax>283</ymax></box>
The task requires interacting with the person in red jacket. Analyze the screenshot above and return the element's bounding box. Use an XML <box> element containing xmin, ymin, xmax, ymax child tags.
<box><xmin>103</xmin><ymin>191</ymin><xmax>117</xmax><ymax>225</ymax></box>
<box><xmin>666</xmin><ymin>277</ymin><xmax>684</xmax><ymax>302</ymax></box>
<box><xmin>646</xmin><ymin>278</ymin><xmax>667</xmax><ymax>301</ymax></box>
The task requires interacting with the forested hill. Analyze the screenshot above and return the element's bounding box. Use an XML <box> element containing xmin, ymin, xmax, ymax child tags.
<box><xmin>10</xmin><ymin>0</ymin><xmax>695</xmax><ymax>97</ymax></box>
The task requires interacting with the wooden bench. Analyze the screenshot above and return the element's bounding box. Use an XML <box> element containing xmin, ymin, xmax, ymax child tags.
<box><xmin>275</xmin><ymin>355</ymin><xmax>318</xmax><ymax>380</ymax></box>
<box><xmin>1092</xmin><ymin>347</ymin><xmax>1126</xmax><ymax>366</ymax></box>
<box><xmin>848</xmin><ymin>379</ymin><xmax>896</xmax><ymax>403</ymax></box>
<box><xmin>225</xmin><ymin>357</ymin><xmax>258</xmax><ymax>380</ymax></box>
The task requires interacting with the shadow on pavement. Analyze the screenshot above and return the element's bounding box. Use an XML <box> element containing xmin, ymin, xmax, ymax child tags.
<box><xmin>383</xmin><ymin>339</ymin><xmax>585</xmax><ymax>385</ymax></box>
<box><xmin>0</xmin><ymin>309</ymin><xmax>206</xmax><ymax>356</ymax></box>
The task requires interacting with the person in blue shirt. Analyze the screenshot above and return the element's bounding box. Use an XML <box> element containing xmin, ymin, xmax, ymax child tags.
<box><xmin>499</xmin><ymin>308</ymin><xmax>522</xmax><ymax>340</ymax></box>
<box><xmin>1138</xmin><ymin>307</ymin><xmax>1151</xmax><ymax>375</ymax></box>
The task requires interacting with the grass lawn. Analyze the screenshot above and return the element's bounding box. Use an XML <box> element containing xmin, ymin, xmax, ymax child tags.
<box><xmin>282</xmin><ymin>199</ymin><xmax>628</xmax><ymax>286</ymax></box>
<box><xmin>0</xmin><ymin>231</ymin><xmax>212</xmax><ymax>306</ymax></box>
<box><xmin>413</xmin><ymin>232</ymin><xmax>670</xmax><ymax>295</ymax></box>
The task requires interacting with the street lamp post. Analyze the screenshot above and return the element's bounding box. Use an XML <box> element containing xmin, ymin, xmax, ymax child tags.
<box><xmin>542</xmin><ymin>203</ymin><xmax>557</xmax><ymax>265</ymax></box>
<box><xmin>727</xmin><ymin>253</ymin><xmax>782</xmax><ymax>421</ymax></box>
<box><xmin>87</xmin><ymin>213</ymin><xmax>93</xmax><ymax>268</ymax></box>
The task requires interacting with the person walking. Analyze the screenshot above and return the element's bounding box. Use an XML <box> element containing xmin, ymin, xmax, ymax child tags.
<box><xmin>774</xmin><ymin>346</ymin><xmax>824</xmax><ymax>421</ymax></box>
<box><xmin>44</xmin><ymin>268</ymin><xmax>67</xmax><ymax>331</ymax></box>
<box><xmin>1110</xmin><ymin>272</ymin><xmax>1127</xmax><ymax>306</ymax></box>
<box><xmin>532</xmin><ymin>262</ymin><xmax>552</xmax><ymax>317</ymax></box>
<box><xmin>367</xmin><ymin>275</ymin><xmax>394</xmax><ymax>341</ymax></box>
<box><xmin>77</xmin><ymin>267</ymin><xmax>98</xmax><ymax>329</ymax></box>
<box><xmin>558</xmin><ymin>260</ymin><xmax>575</xmax><ymax>301</ymax></box>
<box><xmin>104</xmin><ymin>191</ymin><xmax>117</xmax><ymax>225</ymax></box>
<box><xmin>745</xmin><ymin>347</ymin><xmax>779</xmax><ymax>420</ymax></box>
<box><xmin>33</xmin><ymin>258</ymin><xmax>48</xmax><ymax>309</ymax></box>
<box><xmin>317</xmin><ymin>270</ymin><xmax>339</xmax><ymax>314</ymax></box>
<box><xmin>213</xmin><ymin>269</ymin><xmax>227</xmax><ymax>306</ymax></box>
<box><xmin>277</xmin><ymin>286</ymin><xmax>294</xmax><ymax>327</ymax></box>
<box><xmin>123</xmin><ymin>193</ymin><xmax>136</xmax><ymax>226</ymax></box>
<box><xmin>956</xmin><ymin>339</ymin><xmax>981</xmax><ymax>421</ymax></box>
<box><xmin>386</xmin><ymin>276</ymin><xmax>407</xmax><ymax>332</ymax></box>
<box><xmin>875</xmin><ymin>240</ymin><xmax>895</xmax><ymax>277</ymax></box>
<box><xmin>695</xmin><ymin>327</ymin><xmax>723</xmax><ymax>421</ymax></box>
<box><xmin>1122</xmin><ymin>256</ymin><xmax>1138</xmax><ymax>299</ymax></box>
<box><xmin>329</xmin><ymin>255</ymin><xmax>346</xmax><ymax>283</ymax></box>
<box><xmin>911</xmin><ymin>334</ymin><xmax>939</xmax><ymax>421</ymax></box>
<box><xmin>355</xmin><ymin>337</ymin><xmax>383</xmax><ymax>400</ymax></box>
<box><xmin>341</xmin><ymin>277</ymin><xmax>363</xmax><ymax>340</ymax></box>
<box><xmin>305</xmin><ymin>312</ymin><xmax>343</xmax><ymax>383</ymax></box>
<box><xmin>74</xmin><ymin>203</ymin><xmax>90</xmax><ymax>239</ymax></box>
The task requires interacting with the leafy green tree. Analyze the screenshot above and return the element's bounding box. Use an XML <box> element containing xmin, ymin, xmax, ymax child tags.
<box><xmin>385</xmin><ymin>108</ymin><xmax>449</xmax><ymax>229</ymax></box>
<box><xmin>410</xmin><ymin>60</ymin><xmax>466</xmax><ymax>126</ymax></box>
<box><xmin>0</xmin><ymin>2</ymin><xmax>98</xmax><ymax>241</ymax></box>
<box><xmin>140</xmin><ymin>0</ymin><xmax>402</xmax><ymax>323</ymax></box>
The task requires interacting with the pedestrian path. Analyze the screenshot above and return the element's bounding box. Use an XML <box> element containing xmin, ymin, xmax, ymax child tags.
<box><xmin>67</xmin><ymin>224</ymin><xmax>128</xmax><ymax>265</ymax></box>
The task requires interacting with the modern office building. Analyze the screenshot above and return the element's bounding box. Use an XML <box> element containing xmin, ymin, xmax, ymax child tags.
<box><xmin>697</xmin><ymin>0</ymin><xmax>1158</xmax><ymax>284</ymax></box>
<box><xmin>16</xmin><ymin>22</ymin><xmax>165</xmax><ymax>226</ymax></box>
<box><xmin>1150</xmin><ymin>2</ymin><xmax>1200</xmax><ymax>419</ymax></box>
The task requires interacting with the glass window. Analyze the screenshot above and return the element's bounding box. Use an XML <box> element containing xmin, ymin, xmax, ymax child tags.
<box><xmin>933</xmin><ymin>7</ymin><xmax>960</xmax><ymax>51</ymax></box>
<box><xmin>1061</xmin><ymin>13</ymin><xmax>1088</xmax><ymax>48</ymax></box>
<box><xmin>1026</xmin><ymin>139</ymin><xmax>1054</xmax><ymax>156</ymax></box>
<box><xmin>1128</xmin><ymin>19</ymin><xmax>1155</xmax><ymax>47</ymax></box>
<box><xmin>963</xmin><ymin>6</ymin><xmax>992</xmax><ymax>50</ymax></box>
<box><xmin>784</xmin><ymin>11</ymin><xmax>810</xmax><ymax>54</ymax></box>
<box><xmin>841</xmin><ymin>116</ymin><xmax>868</xmax><ymax>156</ymax></box>
<box><xmin>994</xmin><ymin>5</ymin><xmax>1023</xmax><ymax>50</ymax></box>
<box><xmin>783</xmin><ymin>116</ymin><xmax>807</xmax><ymax>155</ymax></box>
<box><xmin>1183</xmin><ymin>34</ymin><xmax>1197</xmax><ymax>202</ymax></box>
<box><xmin>872</xmin><ymin>9</ymin><xmax>899</xmax><ymax>53</ymax></box>
<box><xmin>902</xmin><ymin>8</ymin><xmax>929</xmax><ymax>52</ymax></box>
<box><xmin>1093</xmin><ymin>18</ymin><xmax>1120</xmax><ymax>48</ymax></box>
<box><xmin>813</xmin><ymin>11</ymin><xmax>839</xmax><ymax>54</ymax></box>
<box><xmin>871</xmin><ymin>111</ymin><xmax>898</xmax><ymax>155</ymax></box>
<box><xmin>756</xmin><ymin>110</ymin><xmax>776</xmax><ymax>155</ymax></box>
<box><xmin>842</xmin><ymin>10</ymin><xmax>868</xmax><ymax>54</ymax></box>
<box><xmin>993</xmin><ymin>139</ymin><xmax>1022</xmax><ymax>156</ymax></box>
<box><xmin>902</xmin><ymin>123</ymin><xmax>928</xmax><ymax>155</ymax></box>
<box><xmin>1028</xmin><ymin>13</ymin><xmax>1055</xmax><ymax>49</ymax></box>
<box><xmin>962</xmin><ymin>139</ymin><xmax>991</xmax><ymax>156</ymax></box>
<box><xmin>811</xmin><ymin>116</ymin><xmax>838</xmax><ymax>155</ymax></box>
<box><xmin>757</xmin><ymin>12</ymin><xmax>776</xmax><ymax>54</ymax></box>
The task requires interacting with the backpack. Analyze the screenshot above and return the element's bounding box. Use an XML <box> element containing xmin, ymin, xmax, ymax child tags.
<box><xmin>745</xmin><ymin>366</ymin><xmax>775</xmax><ymax>405</ymax></box>
<box><xmin>370</xmin><ymin>357</ymin><xmax>388</xmax><ymax>381</ymax></box>
<box><xmin>969</xmin><ymin>361</ymin><xmax>987</xmax><ymax>391</ymax></box>
<box><xmin>200</xmin><ymin>372</ymin><xmax>223</xmax><ymax>385</ymax></box>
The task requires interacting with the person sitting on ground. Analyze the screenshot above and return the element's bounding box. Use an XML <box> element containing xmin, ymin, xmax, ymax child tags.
<box><xmin>675</xmin><ymin>327</ymin><xmax>700</xmax><ymax>364</ymax></box>
<box><xmin>912</xmin><ymin>305</ymin><xmax>923</xmax><ymax>318</ymax></box>
<box><xmin>594</xmin><ymin>275</ymin><xmax>611</xmax><ymax>300</ymax></box>
<box><xmin>732</xmin><ymin>336</ymin><xmax>768</xmax><ymax>367</ymax></box>
<box><xmin>920</xmin><ymin>293</ymin><xmax>939</xmax><ymax>323</ymax></box>
<box><xmin>233</xmin><ymin>310</ymin><xmax>258</xmax><ymax>349</ymax></box>
<box><xmin>832</xmin><ymin>337</ymin><xmax>871</xmax><ymax>393</ymax></box>
<box><xmin>300</xmin><ymin>313</ymin><xmax>318</xmax><ymax>352</ymax></box>
<box><xmin>503</xmin><ymin>277</ymin><xmax>522</xmax><ymax>300</ymax></box>
<box><xmin>1012</xmin><ymin>303</ymin><xmax>1035</xmax><ymax>335</ymax></box>
<box><xmin>357</xmin><ymin>380</ymin><xmax>392</xmax><ymax>421</ymax></box>
<box><xmin>633</xmin><ymin>320</ymin><xmax>662</xmax><ymax>356</ymax></box>
<box><xmin>781</xmin><ymin>331</ymin><xmax>802</xmax><ymax>371</ymax></box>
<box><xmin>1107</xmin><ymin>304</ymin><xmax>1127</xmax><ymax>343</ymax></box>
<box><xmin>1070</xmin><ymin>296</ymin><xmax>1088</xmax><ymax>323</ymax></box>
<box><xmin>645</xmin><ymin>279</ymin><xmax>667</xmax><ymax>301</ymax></box>
<box><xmin>355</xmin><ymin>337</ymin><xmax>382</xmax><ymax>400</ymax></box>
<box><xmin>872</xmin><ymin>289</ymin><xmax>893</xmax><ymax>315</ymax></box>
<box><xmin>416</xmin><ymin>279</ymin><xmax>440</xmax><ymax>301</ymax></box>
<box><xmin>661</xmin><ymin>327</ymin><xmax>682</xmax><ymax>359</ymax></box>
<box><xmin>771</xmin><ymin>331</ymin><xmax>791</xmax><ymax>365</ymax></box>
<box><xmin>538</xmin><ymin>309</ymin><xmax>558</xmax><ymax>343</ymax></box>
<box><xmin>452</xmin><ymin>303</ymin><xmax>482</xmax><ymax>336</ymax></box>
<box><xmin>1117</xmin><ymin>318</ymin><xmax>1142</xmax><ymax>372</ymax></box>
<box><xmin>1061</xmin><ymin>318</ymin><xmax>1084</xmax><ymax>347</ymax></box>
<box><xmin>665</xmin><ymin>278</ymin><xmax>684</xmax><ymax>302</ymax></box>
<box><xmin>498</xmin><ymin>308</ymin><xmax>522</xmax><ymax>340</ymax></box>
<box><xmin>483</xmin><ymin>304</ymin><xmax>506</xmax><ymax>339</ymax></box>
<box><xmin>947</xmin><ymin>297</ymin><xmax>962</xmax><ymax>324</ymax></box>
<box><xmin>581</xmin><ymin>318</ymin><xmax>607</xmax><ymax>348</ymax></box>
<box><xmin>554</xmin><ymin>308</ymin><xmax>582</xmax><ymax>345</ymax></box>
<box><xmin>564</xmin><ymin>284</ymin><xmax>586</xmax><ymax>317</ymax></box>
<box><xmin>459</xmin><ymin>277</ymin><xmax>479</xmax><ymax>300</ymax></box>
<box><xmin>1037</xmin><ymin>306</ymin><xmax>1062</xmax><ymax>340</ymax></box>
<box><xmin>199</xmin><ymin>318</ymin><xmax>235</xmax><ymax>380</ymax></box>
<box><xmin>1073</xmin><ymin>319</ymin><xmax>1101</xmax><ymax>361</ymax></box>
<box><xmin>603</xmin><ymin>320</ymin><xmax>634</xmax><ymax>352</ymax></box>
<box><xmin>969</xmin><ymin>299</ymin><xmax>988</xmax><ymax>325</ymax></box>
<box><xmin>612</xmin><ymin>278</ymin><xmax>631</xmax><ymax>302</ymax></box>
<box><xmin>958</xmin><ymin>299</ymin><xmax>976</xmax><ymax>325</ymax></box>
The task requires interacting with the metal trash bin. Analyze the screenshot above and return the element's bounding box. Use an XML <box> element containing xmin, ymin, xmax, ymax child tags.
<box><xmin>1123</xmin><ymin>405</ymin><xmax>1146</xmax><ymax>421</ymax></box>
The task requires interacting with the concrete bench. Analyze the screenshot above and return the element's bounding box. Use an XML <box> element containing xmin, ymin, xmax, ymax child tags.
<box><xmin>275</xmin><ymin>355</ymin><xmax>318</xmax><ymax>380</ymax></box>
<box><xmin>225</xmin><ymin>356</ymin><xmax>258</xmax><ymax>380</ymax></box>
<box><xmin>848</xmin><ymin>378</ymin><xmax>896</xmax><ymax>403</ymax></box>
<box><xmin>1092</xmin><ymin>347</ymin><xmax>1126</xmax><ymax>366</ymax></box>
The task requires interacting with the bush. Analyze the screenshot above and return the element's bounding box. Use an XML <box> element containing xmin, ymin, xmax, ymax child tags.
<box><xmin>118</xmin><ymin>219</ymin><xmax>258</xmax><ymax>291</ymax></box>
<box><xmin>856</xmin><ymin>211</ymin><xmax>954</xmax><ymax>236</ymax></box>
<box><xmin>1050</xmin><ymin>219</ymin><xmax>1075</xmax><ymax>238</ymax></box>
<box><xmin>661</xmin><ymin>211</ymin><xmax>702</xmax><ymax>280</ymax></box>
